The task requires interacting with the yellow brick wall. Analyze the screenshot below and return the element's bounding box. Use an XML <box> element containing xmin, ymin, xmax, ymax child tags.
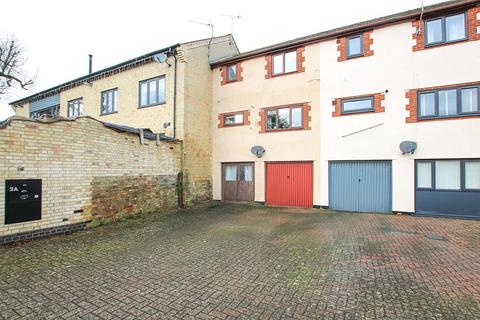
<box><xmin>0</xmin><ymin>117</ymin><xmax>181</xmax><ymax>237</ymax></box>
<box><xmin>11</xmin><ymin>102</ymin><xmax>29</xmax><ymax>118</ymax></box>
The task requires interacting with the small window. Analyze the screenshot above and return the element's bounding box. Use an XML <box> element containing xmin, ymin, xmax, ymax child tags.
<box><xmin>225</xmin><ymin>165</ymin><xmax>237</xmax><ymax>181</ymax></box>
<box><xmin>425</xmin><ymin>13</ymin><xmax>467</xmax><ymax>46</ymax></box>
<box><xmin>272</xmin><ymin>50</ymin><xmax>297</xmax><ymax>75</ymax></box>
<box><xmin>227</xmin><ymin>64</ymin><xmax>237</xmax><ymax>82</ymax></box>
<box><xmin>417</xmin><ymin>161</ymin><xmax>433</xmax><ymax>189</ymax></box>
<box><xmin>68</xmin><ymin>98</ymin><xmax>83</xmax><ymax>117</ymax></box>
<box><xmin>101</xmin><ymin>88</ymin><xmax>118</xmax><ymax>115</ymax></box>
<box><xmin>341</xmin><ymin>97</ymin><xmax>374</xmax><ymax>114</ymax></box>
<box><xmin>266</xmin><ymin>106</ymin><xmax>303</xmax><ymax>131</ymax></box>
<box><xmin>418</xmin><ymin>85</ymin><xmax>480</xmax><ymax>119</ymax></box>
<box><xmin>239</xmin><ymin>165</ymin><xmax>253</xmax><ymax>182</ymax></box>
<box><xmin>465</xmin><ymin>161</ymin><xmax>480</xmax><ymax>189</ymax></box>
<box><xmin>435</xmin><ymin>160</ymin><xmax>461</xmax><ymax>190</ymax></box>
<box><xmin>347</xmin><ymin>34</ymin><xmax>363</xmax><ymax>57</ymax></box>
<box><xmin>30</xmin><ymin>105</ymin><xmax>60</xmax><ymax>119</ymax></box>
<box><xmin>224</xmin><ymin>113</ymin><xmax>244</xmax><ymax>126</ymax></box>
<box><xmin>139</xmin><ymin>76</ymin><xmax>166</xmax><ymax>108</ymax></box>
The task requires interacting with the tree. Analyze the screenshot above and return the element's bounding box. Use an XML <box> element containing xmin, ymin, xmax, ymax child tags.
<box><xmin>0</xmin><ymin>35</ymin><xmax>34</xmax><ymax>95</ymax></box>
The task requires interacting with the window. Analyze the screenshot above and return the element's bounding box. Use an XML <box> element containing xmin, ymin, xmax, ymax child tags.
<box><xmin>272</xmin><ymin>50</ymin><xmax>297</xmax><ymax>75</ymax></box>
<box><xmin>416</xmin><ymin>159</ymin><xmax>480</xmax><ymax>191</ymax></box>
<box><xmin>225</xmin><ymin>165</ymin><xmax>237</xmax><ymax>181</ymax></box>
<box><xmin>266</xmin><ymin>106</ymin><xmax>303</xmax><ymax>131</ymax></box>
<box><xmin>224</xmin><ymin>113</ymin><xmax>244</xmax><ymax>126</ymax></box>
<box><xmin>30</xmin><ymin>105</ymin><xmax>60</xmax><ymax>119</ymax></box>
<box><xmin>139</xmin><ymin>76</ymin><xmax>166</xmax><ymax>107</ymax></box>
<box><xmin>418</xmin><ymin>85</ymin><xmax>480</xmax><ymax>119</ymax></box>
<box><xmin>227</xmin><ymin>64</ymin><xmax>237</xmax><ymax>82</ymax></box>
<box><xmin>101</xmin><ymin>88</ymin><xmax>118</xmax><ymax>115</ymax></box>
<box><xmin>425</xmin><ymin>12</ymin><xmax>467</xmax><ymax>46</ymax></box>
<box><xmin>67</xmin><ymin>98</ymin><xmax>83</xmax><ymax>117</ymax></box>
<box><xmin>341</xmin><ymin>96</ymin><xmax>374</xmax><ymax>114</ymax></box>
<box><xmin>239</xmin><ymin>165</ymin><xmax>253</xmax><ymax>182</ymax></box>
<box><xmin>347</xmin><ymin>34</ymin><xmax>363</xmax><ymax>57</ymax></box>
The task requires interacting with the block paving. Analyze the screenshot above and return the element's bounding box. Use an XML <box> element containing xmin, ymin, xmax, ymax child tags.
<box><xmin>1</xmin><ymin>204</ymin><xmax>479</xmax><ymax>319</ymax></box>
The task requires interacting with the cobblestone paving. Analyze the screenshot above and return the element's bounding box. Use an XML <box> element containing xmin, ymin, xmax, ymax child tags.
<box><xmin>1</xmin><ymin>204</ymin><xmax>480</xmax><ymax>319</ymax></box>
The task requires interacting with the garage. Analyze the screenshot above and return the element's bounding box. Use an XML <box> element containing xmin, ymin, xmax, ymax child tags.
<box><xmin>265</xmin><ymin>162</ymin><xmax>313</xmax><ymax>208</ymax></box>
<box><xmin>328</xmin><ymin>161</ymin><xmax>392</xmax><ymax>213</ymax></box>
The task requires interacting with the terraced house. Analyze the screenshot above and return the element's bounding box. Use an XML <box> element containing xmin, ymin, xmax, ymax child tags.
<box><xmin>211</xmin><ymin>0</ymin><xmax>480</xmax><ymax>219</ymax></box>
<box><xmin>4</xmin><ymin>0</ymin><xmax>479</xmax><ymax>244</ymax></box>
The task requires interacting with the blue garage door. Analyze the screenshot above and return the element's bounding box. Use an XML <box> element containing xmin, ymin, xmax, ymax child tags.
<box><xmin>329</xmin><ymin>161</ymin><xmax>392</xmax><ymax>213</ymax></box>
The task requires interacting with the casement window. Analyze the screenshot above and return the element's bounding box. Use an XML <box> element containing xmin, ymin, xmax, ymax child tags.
<box><xmin>416</xmin><ymin>159</ymin><xmax>480</xmax><ymax>191</ymax></box>
<box><xmin>418</xmin><ymin>85</ymin><xmax>479</xmax><ymax>119</ymax></box>
<box><xmin>227</xmin><ymin>64</ymin><xmax>237</xmax><ymax>82</ymax></box>
<box><xmin>224</xmin><ymin>113</ymin><xmax>244</xmax><ymax>126</ymax></box>
<box><xmin>266</xmin><ymin>106</ymin><xmax>303</xmax><ymax>131</ymax></box>
<box><xmin>101</xmin><ymin>88</ymin><xmax>118</xmax><ymax>115</ymax></box>
<box><xmin>29</xmin><ymin>105</ymin><xmax>60</xmax><ymax>119</ymax></box>
<box><xmin>67</xmin><ymin>98</ymin><xmax>83</xmax><ymax>117</ymax></box>
<box><xmin>425</xmin><ymin>12</ymin><xmax>467</xmax><ymax>46</ymax></box>
<box><xmin>272</xmin><ymin>50</ymin><xmax>297</xmax><ymax>75</ymax></box>
<box><xmin>347</xmin><ymin>34</ymin><xmax>363</xmax><ymax>58</ymax></box>
<box><xmin>341</xmin><ymin>96</ymin><xmax>374</xmax><ymax>114</ymax></box>
<box><xmin>139</xmin><ymin>76</ymin><xmax>166</xmax><ymax>108</ymax></box>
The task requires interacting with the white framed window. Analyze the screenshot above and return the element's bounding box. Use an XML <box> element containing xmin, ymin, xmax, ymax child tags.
<box><xmin>272</xmin><ymin>50</ymin><xmax>297</xmax><ymax>75</ymax></box>
<box><xmin>224</xmin><ymin>113</ymin><xmax>244</xmax><ymax>126</ymax></box>
<box><xmin>67</xmin><ymin>98</ymin><xmax>83</xmax><ymax>117</ymax></box>
<box><xmin>101</xmin><ymin>88</ymin><xmax>118</xmax><ymax>115</ymax></box>
<box><xmin>266</xmin><ymin>106</ymin><xmax>303</xmax><ymax>131</ymax></box>
<box><xmin>227</xmin><ymin>64</ymin><xmax>237</xmax><ymax>82</ymax></box>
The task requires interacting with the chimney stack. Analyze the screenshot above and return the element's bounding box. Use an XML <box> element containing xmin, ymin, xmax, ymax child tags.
<box><xmin>88</xmin><ymin>54</ymin><xmax>93</xmax><ymax>74</ymax></box>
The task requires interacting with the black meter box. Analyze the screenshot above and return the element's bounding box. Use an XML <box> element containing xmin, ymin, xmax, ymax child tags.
<box><xmin>5</xmin><ymin>179</ymin><xmax>42</xmax><ymax>224</ymax></box>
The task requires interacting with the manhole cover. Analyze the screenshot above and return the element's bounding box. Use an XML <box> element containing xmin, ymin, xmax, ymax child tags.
<box><xmin>426</xmin><ymin>234</ymin><xmax>445</xmax><ymax>241</ymax></box>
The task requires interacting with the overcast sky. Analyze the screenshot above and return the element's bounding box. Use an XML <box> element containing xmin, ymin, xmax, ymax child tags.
<box><xmin>0</xmin><ymin>0</ymin><xmax>446</xmax><ymax>120</ymax></box>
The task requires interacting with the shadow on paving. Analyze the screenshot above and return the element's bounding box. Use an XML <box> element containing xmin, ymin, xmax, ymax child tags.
<box><xmin>1</xmin><ymin>203</ymin><xmax>479</xmax><ymax>319</ymax></box>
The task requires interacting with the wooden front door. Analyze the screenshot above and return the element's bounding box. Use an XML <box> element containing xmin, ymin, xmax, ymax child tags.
<box><xmin>222</xmin><ymin>163</ymin><xmax>254</xmax><ymax>202</ymax></box>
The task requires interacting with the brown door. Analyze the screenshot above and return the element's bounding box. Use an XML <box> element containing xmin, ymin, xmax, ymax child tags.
<box><xmin>222</xmin><ymin>163</ymin><xmax>254</xmax><ymax>202</ymax></box>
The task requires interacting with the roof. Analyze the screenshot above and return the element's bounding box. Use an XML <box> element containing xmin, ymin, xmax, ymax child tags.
<box><xmin>10</xmin><ymin>34</ymin><xmax>236</xmax><ymax>106</ymax></box>
<box><xmin>210</xmin><ymin>0</ymin><xmax>478</xmax><ymax>67</ymax></box>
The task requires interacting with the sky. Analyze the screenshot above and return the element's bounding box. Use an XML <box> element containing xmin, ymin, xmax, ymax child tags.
<box><xmin>0</xmin><ymin>0</ymin><xmax>447</xmax><ymax>120</ymax></box>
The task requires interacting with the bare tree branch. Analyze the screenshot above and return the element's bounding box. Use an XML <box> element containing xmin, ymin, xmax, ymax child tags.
<box><xmin>0</xmin><ymin>35</ymin><xmax>34</xmax><ymax>95</ymax></box>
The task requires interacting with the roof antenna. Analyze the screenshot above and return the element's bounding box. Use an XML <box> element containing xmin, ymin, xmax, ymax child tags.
<box><xmin>417</xmin><ymin>0</ymin><xmax>425</xmax><ymax>35</ymax></box>
<box><xmin>221</xmin><ymin>14</ymin><xmax>242</xmax><ymax>34</ymax></box>
<box><xmin>188</xmin><ymin>19</ymin><xmax>214</xmax><ymax>57</ymax></box>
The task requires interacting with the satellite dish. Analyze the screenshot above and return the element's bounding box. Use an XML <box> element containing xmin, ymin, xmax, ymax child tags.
<box><xmin>153</xmin><ymin>53</ymin><xmax>168</xmax><ymax>63</ymax></box>
<box><xmin>251</xmin><ymin>146</ymin><xmax>265</xmax><ymax>158</ymax></box>
<box><xmin>399</xmin><ymin>141</ymin><xmax>417</xmax><ymax>154</ymax></box>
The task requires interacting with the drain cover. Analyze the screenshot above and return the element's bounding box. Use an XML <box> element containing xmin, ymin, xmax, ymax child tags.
<box><xmin>426</xmin><ymin>234</ymin><xmax>445</xmax><ymax>241</ymax></box>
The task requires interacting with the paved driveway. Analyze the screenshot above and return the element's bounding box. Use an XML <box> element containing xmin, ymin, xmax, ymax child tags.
<box><xmin>1</xmin><ymin>204</ymin><xmax>479</xmax><ymax>319</ymax></box>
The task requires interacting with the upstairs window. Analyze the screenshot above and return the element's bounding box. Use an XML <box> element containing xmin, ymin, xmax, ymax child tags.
<box><xmin>224</xmin><ymin>113</ymin><xmax>244</xmax><ymax>126</ymax></box>
<box><xmin>272</xmin><ymin>50</ymin><xmax>297</xmax><ymax>75</ymax></box>
<box><xmin>341</xmin><ymin>96</ymin><xmax>374</xmax><ymax>114</ymax></box>
<box><xmin>30</xmin><ymin>105</ymin><xmax>60</xmax><ymax>119</ymax></box>
<box><xmin>425</xmin><ymin>12</ymin><xmax>467</xmax><ymax>46</ymax></box>
<box><xmin>266</xmin><ymin>106</ymin><xmax>303</xmax><ymax>131</ymax></box>
<box><xmin>101</xmin><ymin>88</ymin><xmax>118</xmax><ymax>115</ymax></box>
<box><xmin>227</xmin><ymin>64</ymin><xmax>237</xmax><ymax>82</ymax></box>
<box><xmin>68</xmin><ymin>98</ymin><xmax>83</xmax><ymax>117</ymax></box>
<box><xmin>139</xmin><ymin>76</ymin><xmax>166</xmax><ymax>108</ymax></box>
<box><xmin>347</xmin><ymin>34</ymin><xmax>363</xmax><ymax>58</ymax></box>
<box><xmin>418</xmin><ymin>85</ymin><xmax>479</xmax><ymax>119</ymax></box>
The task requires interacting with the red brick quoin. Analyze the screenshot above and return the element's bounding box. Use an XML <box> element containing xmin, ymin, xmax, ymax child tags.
<box><xmin>337</xmin><ymin>31</ymin><xmax>374</xmax><ymax>62</ymax></box>
<box><xmin>332</xmin><ymin>93</ymin><xmax>385</xmax><ymax>117</ymax></box>
<box><xmin>405</xmin><ymin>81</ymin><xmax>480</xmax><ymax>123</ymax></box>
<box><xmin>218</xmin><ymin>110</ymin><xmax>250</xmax><ymax>128</ymax></box>
<box><xmin>265</xmin><ymin>47</ymin><xmax>305</xmax><ymax>79</ymax></box>
<box><xmin>258</xmin><ymin>103</ymin><xmax>311</xmax><ymax>133</ymax></box>
<box><xmin>412</xmin><ymin>7</ymin><xmax>480</xmax><ymax>52</ymax></box>
<box><xmin>220</xmin><ymin>62</ymin><xmax>243</xmax><ymax>85</ymax></box>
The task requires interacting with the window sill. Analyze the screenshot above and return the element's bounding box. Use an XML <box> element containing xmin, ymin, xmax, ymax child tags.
<box><xmin>99</xmin><ymin>111</ymin><xmax>118</xmax><ymax>116</ymax></box>
<box><xmin>222</xmin><ymin>123</ymin><xmax>246</xmax><ymax>128</ymax></box>
<box><xmin>421</xmin><ymin>37</ymin><xmax>469</xmax><ymax>51</ymax></box>
<box><xmin>138</xmin><ymin>102</ymin><xmax>166</xmax><ymax>109</ymax></box>
<box><xmin>417</xmin><ymin>113</ymin><xmax>480</xmax><ymax>121</ymax></box>
<box><xmin>270</xmin><ymin>70</ymin><xmax>300</xmax><ymax>78</ymax></box>
<box><xmin>346</xmin><ymin>53</ymin><xmax>364</xmax><ymax>60</ymax></box>
<box><xmin>265</xmin><ymin>127</ymin><xmax>307</xmax><ymax>133</ymax></box>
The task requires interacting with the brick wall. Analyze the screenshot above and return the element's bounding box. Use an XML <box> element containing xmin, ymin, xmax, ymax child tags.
<box><xmin>0</xmin><ymin>116</ymin><xmax>181</xmax><ymax>240</ymax></box>
<box><xmin>332</xmin><ymin>93</ymin><xmax>385</xmax><ymax>117</ymax></box>
<box><xmin>412</xmin><ymin>7</ymin><xmax>480</xmax><ymax>51</ymax></box>
<box><xmin>337</xmin><ymin>31</ymin><xmax>374</xmax><ymax>62</ymax></box>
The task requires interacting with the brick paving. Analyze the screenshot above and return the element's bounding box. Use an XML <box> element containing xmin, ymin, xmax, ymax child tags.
<box><xmin>1</xmin><ymin>204</ymin><xmax>480</xmax><ymax>319</ymax></box>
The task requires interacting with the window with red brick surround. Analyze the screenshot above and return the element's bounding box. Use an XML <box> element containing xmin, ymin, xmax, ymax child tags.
<box><xmin>337</xmin><ymin>31</ymin><xmax>374</xmax><ymax>62</ymax></box>
<box><xmin>258</xmin><ymin>103</ymin><xmax>311</xmax><ymax>133</ymax></box>
<box><xmin>220</xmin><ymin>62</ymin><xmax>243</xmax><ymax>85</ymax></box>
<box><xmin>405</xmin><ymin>81</ymin><xmax>480</xmax><ymax>123</ymax></box>
<box><xmin>218</xmin><ymin>110</ymin><xmax>250</xmax><ymax>128</ymax></box>
<box><xmin>332</xmin><ymin>93</ymin><xmax>385</xmax><ymax>117</ymax></box>
<box><xmin>265</xmin><ymin>47</ymin><xmax>305</xmax><ymax>79</ymax></box>
<box><xmin>412</xmin><ymin>7</ymin><xmax>480</xmax><ymax>51</ymax></box>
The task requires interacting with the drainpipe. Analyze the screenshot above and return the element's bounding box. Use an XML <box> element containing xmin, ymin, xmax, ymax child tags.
<box><xmin>171</xmin><ymin>49</ymin><xmax>178</xmax><ymax>140</ymax></box>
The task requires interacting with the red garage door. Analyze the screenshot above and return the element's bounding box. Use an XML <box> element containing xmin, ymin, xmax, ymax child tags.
<box><xmin>265</xmin><ymin>162</ymin><xmax>313</xmax><ymax>208</ymax></box>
